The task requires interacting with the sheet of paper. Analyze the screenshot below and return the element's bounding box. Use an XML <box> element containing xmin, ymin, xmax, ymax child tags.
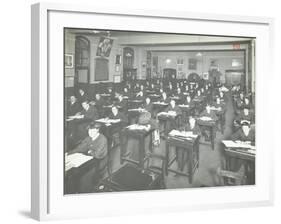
<box><xmin>222</xmin><ymin>140</ymin><xmax>256</xmax><ymax>150</ymax></box>
<box><xmin>200</xmin><ymin>116</ymin><xmax>213</xmax><ymax>121</ymax></box>
<box><xmin>169</xmin><ymin>129</ymin><xmax>198</xmax><ymax>138</ymax></box>
<box><xmin>127</xmin><ymin>124</ymin><xmax>149</xmax><ymax>131</ymax></box>
<box><xmin>65</xmin><ymin>153</ymin><xmax>93</xmax><ymax>171</ymax></box>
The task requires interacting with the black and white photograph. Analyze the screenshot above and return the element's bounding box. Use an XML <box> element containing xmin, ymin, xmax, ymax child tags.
<box><xmin>64</xmin><ymin>28</ymin><xmax>256</xmax><ymax>195</ymax></box>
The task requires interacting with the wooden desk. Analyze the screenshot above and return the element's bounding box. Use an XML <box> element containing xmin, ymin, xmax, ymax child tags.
<box><xmin>165</xmin><ymin>132</ymin><xmax>200</xmax><ymax>183</ymax></box>
<box><xmin>157</xmin><ymin>112</ymin><xmax>181</xmax><ymax>136</ymax></box>
<box><xmin>95</xmin><ymin>119</ymin><xmax>124</xmax><ymax>174</ymax></box>
<box><xmin>178</xmin><ymin>104</ymin><xmax>195</xmax><ymax>122</ymax></box>
<box><xmin>197</xmin><ymin>118</ymin><xmax>216</xmax><ymax>150</ymax></box>
<box><xmin>121</xmin><ymin>125</ymin><xmax>155</xmax><ymax>168</ymax></box>
<box><xmin>64</xmin><ymin>156</ymin><xmax>97</xmax><ymax>194</ymax></box>
<box><xmin>128</xmin><ymin>99</ymin><xmax>144</xmax><ymax>109</ymax></box>
<box><xmin>222</xmin><ymin>140</ymin><xmax>255</xmax><ymax>184</ymax></box>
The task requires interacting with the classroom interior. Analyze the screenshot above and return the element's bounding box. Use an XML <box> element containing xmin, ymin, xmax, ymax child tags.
<box><xmin>64</xmin><ymin>28</ymin><xmax>256</xmax><ymax>194</ymax></box>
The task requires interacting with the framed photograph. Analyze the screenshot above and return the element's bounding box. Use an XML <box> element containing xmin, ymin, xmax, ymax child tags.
<box><xmin>31</xmin><ymin>2</ymin><xmax>274</xmax><ymax>221</ymax></box>
<box><xmin>64</xmin><ymin>53</ymin><xmax>74</xmax><ymax>68</ymax></box>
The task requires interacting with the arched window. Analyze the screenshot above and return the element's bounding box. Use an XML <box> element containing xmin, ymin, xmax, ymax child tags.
<box><xmin>75</xmin><ymin>36</ymin><xmax>90</xmax><ymax>84</ymax></box>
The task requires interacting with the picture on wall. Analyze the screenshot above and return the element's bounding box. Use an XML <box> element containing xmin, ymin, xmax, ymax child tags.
<box><xmin>188</xmin><ymin>58</ymin><xmax>197</xmax><ymax>70</ymax></box>
<box><xmin>96</xmin><ymin>37</ymin><xmax>113</xmax><ymax>57</ymax></box>
<box><xmin>65</xmin><ymin>54</ymin><xmax>74</xmax><ymax>68</ymax></box>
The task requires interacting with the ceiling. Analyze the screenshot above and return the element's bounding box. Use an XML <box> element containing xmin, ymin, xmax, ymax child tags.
<box><xmin>66</xmin><ymin>28</ymin><xmax>254</xmax><ymax>46</ymax></box>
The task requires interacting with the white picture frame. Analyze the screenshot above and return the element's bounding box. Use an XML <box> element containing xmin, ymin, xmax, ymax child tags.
<box><xmin>31</xmin><ymin>2</ymin><xmax>275</xmax><ymax>221</ymax></box>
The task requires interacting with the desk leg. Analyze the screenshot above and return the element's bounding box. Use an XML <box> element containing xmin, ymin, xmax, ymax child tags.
<box><xmin>165</xmin><ymin>142</ymin><xmax>169</xmax><ymax>175</ymax></box>
<box><xmin>139</xmin><ymin>137</ymin><xmax>145</xmax><ymax>168</ymax></box>
<box><xmin>188</xmin><ymin>148</ymin><xmax>193</xmax><ymax>184</ymax></box>
<box><xmin>211</xmin><ymin>127</ymin><xmax>215</xmax><ymax>150</ymax></box>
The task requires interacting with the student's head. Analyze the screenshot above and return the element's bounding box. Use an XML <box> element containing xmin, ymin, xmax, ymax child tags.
<box><xmin>177</xmin><ymin>87</ymin><xmax>181</xmax><ymax>93</ymax></box>
<box><xmin>185</xmin><ymin>85</ymin><xmax>189</xmax><ymax>90</ymax></box>
<box><xmin>118</xmin><ymin>95</ymin><xmax>123</xmax><ymax>101</ymax></box>
<box><xmin>189</xmin><ymin>116</ymin><xmax>196</xmax><ymax>127</ymax></box>
<box><xmin>243</xmin><ymin>108</ymin><xmax>249</xmax><ymax>115</ymax></box>
<box><xmin>244</xmin><ymin>97</ymin><xmax>249</xmax><ymax>105</ymax></box>
<box><xmin>87</xmin><ymin>122</ymin><xmax>101</xmax><ymax>138</ymax></box>
<box><xmin>170</xmin><ymin>99</ymin><xmax>176</xmax><ymax>107</ymax></box>
<box><xmin>95</xmin><ymin>93</ymin><xmax>101</xmax><ymax>100</ymax></box>
<box><xmin>219</xmin><ymin>91</ymin><xmax>223</xmax><ymax>97</ymax></box>
<box><xmin>197</xmin><ymin>90</ymin><xmax>201</xmax><ymax>96</ymax></box>
<box><xmin>140</xmin><ymin>85</ymin><xmax>144</xmax><ymax>90</ymax></box>
<box><xmin>206</xmin><ymin>104</ymin><xmax>211</xmax><ymax>113</ymax></box>
<box><xmin>124</xmin><ymin>87</ymin><xmax>128</xmax><ymax>93</ymax></box>
<box><xmin>186</xmin><ymin>95</ymin><xmax>191</xmax><ymax>103</ymax></box>
<box><xmin>139</xmin><ymin>91</ymin><xmax>144</xmax><ymax>97</ymax></box>
<box><xmin>112</xmin><ymin>106</ymin><xmax>118</xmax><ymax>115</ymax></box>
<box><xmin>241</xmin><ymin>122</ymin><xmax>251</xmax><ymax>134</ymax></box>
<box><xmin>108</xmin><ymin>88</ymin><xmax>112</xmax><ymax>93</ymax></box>
<box><xmin>162</xmin><ymin>92</ymin><xmax>167</xmax><ymax>99</ymax></box>
<box><xmin>151</xmin><ymin>83</ymin><xmax>154</xmax><ymax>88</ymax></box>
<box><xmin>205</xmin><ymin>85</ymin><xmax>208</xmax><ymax>90</ymax></box>
<box><xmin>160</xmin><ymin>88</ymin><xmax>164</xmax><ymax>93</ymax></box>
<box><xmin>216</xmin><ymin>97</ymin><xmax>221</xmax><ymax>104</ymax></box>
<box><xmin>240</xmin><ymin>92</ymin><xmax>244</xmax><ymax>99</ymax></box>
<box><xmin>79</xmin><ymin>89</ymin><xmax>85</xmax><ymax>95</ymax></box>
<box><xmin>70</xmin><ymin>95</ymin><xmax>76</xmax><ymax>104</ymax></box>
<box><xmin>145</xmin><ymin>97</ymin><xmax>151</xmax><ymax>105</ymax></box>
<box><xmin>201</xmin><ymin>87</ymin><xmax>204</xmax><ymax>93</ymax></box>
<box><xmin>82</xmin><ymin>101</ymin><xmax>89</xmax><ymax>110</ymax></box>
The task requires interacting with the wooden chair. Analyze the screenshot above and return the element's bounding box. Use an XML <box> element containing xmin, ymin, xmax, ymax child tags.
<box><xmin>216</xmin><ymin>164</ymin><xmax>246</xmax><ymax>186</ymax></box>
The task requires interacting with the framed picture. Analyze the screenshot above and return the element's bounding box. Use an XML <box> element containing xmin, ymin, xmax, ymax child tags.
<box><xmin>188</xmin><ymin>58</ymin><xmax>197</xmax><ymax>70</ymax></box>
<box><xmin>31</xmin><ymin>2</ymin><xmax>274</xmax><ymax>221</ymax></box>
<box><xmin>64</xmin><ymin>53</ymin><xmax>74</xmax><ymax>68</ymax></box>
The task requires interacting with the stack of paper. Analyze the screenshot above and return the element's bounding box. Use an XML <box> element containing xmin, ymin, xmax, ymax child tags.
<box><xmin>65</xmin><ymin>153</ymin><xmax>93</xmax><ymax>171</ymax></box>
<box><xmin>169</xmin><ymin>130</ymin><xmax>198</xmax><ymax>138</ymax></box>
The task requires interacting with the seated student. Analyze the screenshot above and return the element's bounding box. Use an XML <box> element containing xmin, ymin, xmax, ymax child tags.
<box><xmin>166</xmin><ymin>82</ymin><xmax>174</xmax><ymax>96</ymax></box>
<box><xmin>135</xmin><ymin>90</ymin><xmax>145</xmax><ymax>101</ymax></box>
<box><xmin>200</xmin><ymin>104</ymin><xmax>218</xmax><ymax>121</ymax></box>
<box><xmin>107</xmin><ymin>87</ymin><xmax>115</xmax><ymax>102</ymax></box>
<box><xmin>108</xmin><ymin>105</ymin><xmax>128</xmax><ymax>124</ymax></box>
<box><xmin>67</xmin><ymin>122</ymin><xmax>108</xmax><ymax>193</ymax></box>
<box><xmin>176</xmin><ymin>116</ymin><xmax>200</xmax><ymax>171</ymax></box>
<box><xmin>81</xmin><ymin>101</ymin><xmax>99</xmax><ymax>122</ymax></box>
<box><xmin>199</xmin><ymin>104</ymin><xmax>218</xmax><ymax>141</ymax></box>
<box><xmin>94</xmin><ymin>93</ymin><xmax>105</xmax><ymax>117</ymax></box>
<box><xmin>67</xmin><ymin>95</ymin><xmax>82</xmax><ymax>116</ymax></box>
<box><xmin>163</xmin><ymin>99</ymin><xmax>182</xmax><ymax>134</ymax></box>
<box><xmin>213</xmin><ymin>97</ymin><xmax>226</xmax><ymax>111</ymax></box>
<box><xmin>218</xmin><ymin>90</ymin><xmax>226</xmax><ymax>102</ymax></box>
<box><xmin>70</xmin><ymin>100</ymin><xmax>100</xmax><ymax>141</ymax></box>
<box><xmin>174</xmin><ymin>87</ymin><xmax>184</xmax><ymax>104</ymax></box>
<box><xmin>243</xmin><ymin>97</ymin><xmax>254</xmax><ymax>111</ymax></box>
<box><xmin>143</xmin><ymin>97</ymin><xmax>153</xmax><ymax>114</ymax></box>
<box><xmin>231</xmin><ymin>122</ymin><xmax>255</xmax><ymax>143</ymax></box>
<box><xmin>234</xmin><ymin>107</ymin><xmax>254</xmax><ymax>127</ymax></box>
<box><xmin>184</xmin><ymin>84</ymin><xmax>189</xmax><ymax>93</ymax></box>
<box><xmin>194</xmin><ymin>90</ymin><xmax>203</xmax><ymax>100</ymax></box>
<box><xmin>183</xmin><ymin>95</ymin><xmax>195</xmax><ymax>108</ymax></box>
<box><xmin>134</xmin><ymin>83</ymin><xmax>141</xmax><ymax>92</ymax></box>
<box><xmin>122</xmin><ymin>87</ymin><xmax>132</xmax><ymax>98</ymax></box>
<box><xmin>77</xmin><ymin>88</ymin><xmax>89</xmax><ymax>104</ymax></box>
<box><xmin>236</xmin><ymin>92</ymin><xmax>245</xmax><ymax>110</ymax></box>
<box><xmin>160</xmin><ymin>92</ymin><xmax>170</xmax><ymax>104</ymax></box>
<box><xmin>116</xmin><ymin>95</ymin><xmax>128</xmax><ymax>113</ymax></box>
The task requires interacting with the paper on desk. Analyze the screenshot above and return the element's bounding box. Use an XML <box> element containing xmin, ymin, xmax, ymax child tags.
<box><xmin>95</xmin><ymin>118</ymin><xmax>120</xmax><ymax>124</ymax></box>
<box><xmin>153</xmin><ymin>101</ymin><xmax>168</xmax><ymax>105</ymax></box>
<box><xmin>210</xmin><ymin>106</ymin><xmax>221</xmax><ymax>111</ymax></box>
<box><xmin>65</xmin><ymin>153</ymin><xmax>93</xmax><ymax>171</ymax></box>
<box><xmin>158</xmin><ymin>111</ymin><xmax>176</xmax><ymax>117</ymax></box>
<box><xmin>128</xmin><ymin>108</ymin><xmax>146</xmax><ymax>112</ymax></box>
<box><xmin>127</xmin><ymin>124</ymin><xmax>149</xmax><ymax>130</ymax></box>
<box><xmin>169</xmin><ymin>130</ymin><xmax>198</xmax><ymax>138</ymax></box>
<box><xmin>179</xmin><ymin>104</ymin><xmax>190</xmax><ymax>108</ymax></box>
<box><xmin>199</xmin><ymin>116</ymin><xmax>213</xmax><ymax>121</ymax></box>
<box><xmin>222</xmin><ymin>140</ymin><xmax>256</xmax><ymax>150</ymax></box>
